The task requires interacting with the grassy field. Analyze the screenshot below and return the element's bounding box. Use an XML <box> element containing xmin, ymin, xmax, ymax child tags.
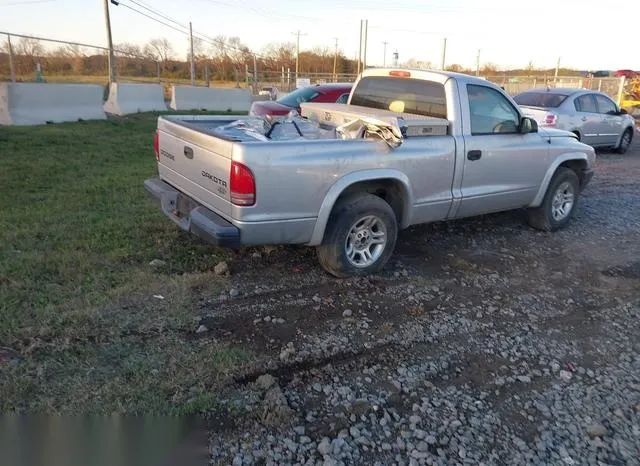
<box><xmin>0</xmin><ymin>113</ymin><xmax>253</xmax><ymax>415</ymax></box>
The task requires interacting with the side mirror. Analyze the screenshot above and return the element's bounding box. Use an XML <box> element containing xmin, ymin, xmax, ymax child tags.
<box><xmin>619</xmin><ymin>108</ymin><xmax>628</xmax><ymax>115</ymax></box>
<box><xmin>519</xmin><ymin>117</ymin><xmax>538</xmax><ymax>134</ymax></box>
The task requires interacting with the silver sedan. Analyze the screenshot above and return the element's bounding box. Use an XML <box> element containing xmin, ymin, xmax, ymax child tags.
<box><xmin>514</xmin><ymin>88</ymin><xmax>636</xmax><ymax>153</ymax></box>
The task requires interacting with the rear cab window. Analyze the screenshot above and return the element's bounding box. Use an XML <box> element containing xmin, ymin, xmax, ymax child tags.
<box><xmin>349</xmin><ymin>76</ymin><xmax>447</xmax><ymax>118</ymax></box>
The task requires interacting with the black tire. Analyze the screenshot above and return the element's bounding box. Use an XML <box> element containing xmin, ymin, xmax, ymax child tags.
<box><xmin>615</xmin><ymin>128</ymin><xmax>633</xmax><ymax>154</ymax></box>
<box><xmin>317</xmin><ymin>194</ymin><xmax>398</xmax><ymax>278</ymax></box>
<box><xmin>526</xmin><ymin>167</ymin><xmax>580</xmax><ymax>232</ymax></box>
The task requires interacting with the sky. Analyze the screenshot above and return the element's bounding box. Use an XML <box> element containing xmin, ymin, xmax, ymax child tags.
<box><xmin>1</xmin><ymin>0</ymin><xmax>638</xmax><ymax>71</ymax></box>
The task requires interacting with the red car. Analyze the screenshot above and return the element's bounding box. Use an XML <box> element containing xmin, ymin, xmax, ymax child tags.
<box><xmin>615</xmin><ymin>70</ymin><xmax>639</xmax><ymax>78</ymax></box>
<box><xmin>249</xmin><ymin>83</ymin><xmax>353</xmax><ymax>117</ymax></box>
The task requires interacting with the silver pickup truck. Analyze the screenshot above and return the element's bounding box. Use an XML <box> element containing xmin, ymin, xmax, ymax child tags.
<box><xmin>144</xmin><ymin>68</ymin><xmax>595</xmax><ymax>277</ymax></box>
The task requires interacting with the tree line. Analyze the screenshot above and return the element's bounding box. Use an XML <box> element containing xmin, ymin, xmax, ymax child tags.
<box><xmin>1</xmin><ymin>35</ymin><xmax>584</xmax><ymax>82</ymax></box>
<box><xmin>0</xmin><ymin>36</ymin><xmax>362</xmax><ymax>82</ymax></box>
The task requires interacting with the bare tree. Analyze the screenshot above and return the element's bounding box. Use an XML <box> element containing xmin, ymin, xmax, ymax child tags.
<box><xmin>404</xmin><ymin>58</ymin><xmax>433</xmax><ymax>70</ymax></box>
<box><xmin>209</xmin><ymin>35</ymin><xmax>230</xmax><ymax>79</ymax></box>
<box><xmin>481</xmin><ymin>62</ymin><xmax>499</xmax><ymax>75</ymax></box>
<box><xmin>116</xmin><ymin>42</ymin><xmax>143</xmax><ymax>58</ymax></box>
<box><xmin>445</xmin><ymin>64</ymin><xmax>464</xmax><ymax>73</ymax></box>
<box><xmin>226</xmin><ymin>37</ymin><xmax>251</xmax><ymax>69</ymax></box>
<box><xmin>16</xmin><ymin>37</ymin><xmax>45</xmax><ymax>58</ymax></box>
<box><xmin>51</xmin><ymin>43</ymin><xmax>87</xmax><ymax>73</ymax></box>
<box><xmin>261</xmin><ymin>42</ymin><xmax>295</xmax><ymax>70</ymax></box>
<box><xmin>14</xmin><ymin>37</ymin><xmax>45</xmax><ymax>73</ymax></box>
<box><xmin>525</xmin><ymin>60</ymin><xmax>536</xmax><ymax>75</ymax></box>
<box><xmin>186</xmin><ymin>37</ymin><xmax>207</xmax><ymax>61</ymax></box>
<box><xmin>311</xmin><ymin>45</ymin><xmax>331</xmax><ymax>73</ymax></box>
<box><xmin>144</xmin><ymin>38</ymin><xmax>174</xmax><ymax>70</ymax></box>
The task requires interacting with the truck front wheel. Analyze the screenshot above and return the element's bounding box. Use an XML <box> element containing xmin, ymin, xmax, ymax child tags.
<box><xmin>317</xmin><ymin>194</ymin><xmax>398</xmax><ymax>278</ymax></box>
<box><xmin>526</xmin><ymin>167</ymin><xmax>580</xmax><ymax>232</ymax></box>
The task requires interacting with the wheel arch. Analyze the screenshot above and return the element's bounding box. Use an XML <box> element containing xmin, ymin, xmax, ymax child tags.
<box><xmin>308</xmin><ymin>170</ymin><xmax>413</xmax><ymax>246</ymax></box>
<box><xmin>614</xmin><ymin>125</ymin><xmax>634</xmax><ymax>148</ymax></box>
<box><xmin>530</xmin><ymin>154</ymin><xmax>590</xmax><ymax>207</ymax></box>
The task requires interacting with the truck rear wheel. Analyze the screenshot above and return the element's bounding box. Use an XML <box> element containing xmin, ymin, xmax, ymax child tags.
<box><xmin>317</xmin><ymin>194</ymin><xmax>398</xmax><ymax>278</ymax></box>
<box><xmin>526</xmin><ymin>167</ymin><xmax>580</xmax><ymax>232</ymax></box>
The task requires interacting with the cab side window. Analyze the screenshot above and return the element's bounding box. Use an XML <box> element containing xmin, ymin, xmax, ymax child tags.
<box><xmin>467</xmin><ymin>84</ymin><xmax>520</xmax><ymax>135</ymax></box>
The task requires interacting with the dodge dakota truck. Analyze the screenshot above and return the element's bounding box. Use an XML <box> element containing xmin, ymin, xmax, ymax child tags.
<box><xmin>144</xmin><ymin>68</ymin><xmax>596</xmax><ymax>277</ymax></box>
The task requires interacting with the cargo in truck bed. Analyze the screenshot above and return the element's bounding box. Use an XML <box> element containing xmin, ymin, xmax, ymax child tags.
<box><xmin>300</xmin><ymin>102</ymin><xmax>450</xmax><ymax>137</ymax></box>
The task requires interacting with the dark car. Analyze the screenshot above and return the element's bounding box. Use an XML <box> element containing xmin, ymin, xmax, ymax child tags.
<box><xmin>249</xmin><ymin>83</ymin><xmax>353</xmax><ymax>117</ymax></box>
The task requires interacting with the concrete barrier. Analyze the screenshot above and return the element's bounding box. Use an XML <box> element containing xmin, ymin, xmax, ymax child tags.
<box><xmin>103</xmin><ymin>83</ymin><xmax>167</xmax><ymax>115</ymax></box>
<box><xmin>0</xmin><ymin>82</ymin><xmax>106</xmax><ymax>126</ymax></box>
<box><xmin>251</xmin><ymin>95</ymin><xmax>271</xmax><ymax>102</ymax></box>
<box><xmin>170</xmin><ymin>86</ymin><xmax>251</xmax><ymax>112</ymax></box>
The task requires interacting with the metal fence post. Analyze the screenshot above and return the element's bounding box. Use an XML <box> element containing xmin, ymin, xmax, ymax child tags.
<box><xmin>7</xmin><ymin>33</ymin><xmax>16</xmax><ymax>82</ymax></box>
<box><xmin>616</xmin><ymin>76</ymin><xmax>626</xmax><ymax>106</ymax></box>
<box><xmin>597</xmin><ymin>79</ymin><xmax>602</xmax><ymax>91</ymax></box>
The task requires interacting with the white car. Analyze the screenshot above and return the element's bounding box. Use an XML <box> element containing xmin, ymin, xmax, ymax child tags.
<box><xmin>258</xmin><ymin>86</ymin><xmax>278</xmax><ymax>101</ymax></box>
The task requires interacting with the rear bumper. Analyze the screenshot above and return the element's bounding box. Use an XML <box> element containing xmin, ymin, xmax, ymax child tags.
<box><xmin>144</xmin><ymin>177</ymin><xmax>241</xmax><ymax>249</ymax></box>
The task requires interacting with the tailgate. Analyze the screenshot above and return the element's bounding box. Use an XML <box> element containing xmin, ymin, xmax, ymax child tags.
<box><xmin>156</xmin><ymin>118</ymin><xmax>234</xmax><ymax>217</ymax></box>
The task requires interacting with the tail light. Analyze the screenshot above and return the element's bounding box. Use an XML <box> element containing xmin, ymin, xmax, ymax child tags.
<box><xmin>230</xmin><ymin>161</ymin><xmax>256</xmax><ymax>206</ymax></box>
<box><xmin>389</xmin><ymin>70</ymin><xmax>411</xmax><ymax>78</ymax></box>
<box><xmin>541</xmin><ymin>113</ymin><xmax>558</xmax><ymax>126</ymax></box>
<box><xmin>153</xmin><ymin>130</ymin><xmax>160</xmax><ymax>161</ymax></box>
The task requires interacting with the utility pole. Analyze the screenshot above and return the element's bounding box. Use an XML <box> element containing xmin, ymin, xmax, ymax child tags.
<box><xmin>363</xmin><ymin>19</ymin><xmax>368</xmax><ymax>69</ymax></box>
<box><xmin>253</xmin><ymin>53</ymin><xmax>257</xmax><ymax>93</ymax></box>
<box><xmin>332</xmin><ymin>38</ymin><xmax>339</xmax><ymax>81</ymax></box>
<box><xmin>440</xmin><ymin>37</ymin><xmax>447</xmax><ymax>71</ymax></box>
<box><xmin>7</xmin><ymin>34</ymin><xmax>16</xmax><ymax>82</ymax></box>
<box><xmin>476</xmin><ymin>49</ymin><xmax>480</xmax><ymax>76</ymax></box>
<box><xmin>293</xmin><ymin>30</ymin><xmax>306</xmax><ymax>81</ymax></box>
<box><xmin>554</xmin><ymin>57</ymin><xmax>560</xmax><ymax>84</ymax></box>
<box><xmin>357</xmin><ymin>20</ymin><xmax>363</xmax><ymax>75</ymax></box>
<box><xmin>189</xmin><ymin>21</ymin><xmax>195</xmax><ymax>86</ymax></box>
<box><xmin>382</xmin><ymin>41</ymin><xmax>388</xmax><ymax>67</ymax></box>
<box><xmin>103</xmin><ymin>0</ymin><xmax>116</xmax><ymax>84</ymax></box>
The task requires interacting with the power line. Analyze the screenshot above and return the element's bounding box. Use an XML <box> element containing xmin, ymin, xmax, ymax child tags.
<box><xmin>1</xmin><ymin>0</ymin><xmax>59</xmax><ymax>5</ymax></box>
<box><xmin>115</xmin><ymin>1</ymin><xmax>264</xmax><ymax>57</ymax></box>
<box><xmin>117</xmin><ymin>3</ymin><xmax>190</xmax><ymax>36</ymax></box>
<box><xmin>127</xmin><ymin>0</ymin><xmax>188</xmax><ymax>29</ymax></box>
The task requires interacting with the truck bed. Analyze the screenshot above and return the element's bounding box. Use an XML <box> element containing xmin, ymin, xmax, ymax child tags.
<box><xmin>159</xmin><ymin>115</ymin><xmax>260</xmax><ymax>142</ymax></box>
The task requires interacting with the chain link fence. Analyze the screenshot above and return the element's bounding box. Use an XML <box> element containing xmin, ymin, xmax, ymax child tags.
<box><xmin>0</xmin><ymin>32</ymin><xmax>627</xmax><ymax>104</ymax></box>
<box><xmin>485</xmin><ymin>75</ymin><xmax>626</xmax><ymax>102</ymax></box>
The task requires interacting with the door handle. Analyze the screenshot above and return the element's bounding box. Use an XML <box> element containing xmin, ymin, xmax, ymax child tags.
<box><xmin>467</xmin><ymin>150</ymin><xmax>482</xmax><ymax>161</ymax></box>
<box><xmin>581</xmin><ymin>117</ymin><xmax>588</xmax><ymax>121</ymax></box>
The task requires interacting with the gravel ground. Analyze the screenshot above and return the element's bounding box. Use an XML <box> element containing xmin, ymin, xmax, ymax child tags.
<box><xmin>197</xmin><ymin>139</ymin><xmax>640</xmax><ymax>466</ymax></box>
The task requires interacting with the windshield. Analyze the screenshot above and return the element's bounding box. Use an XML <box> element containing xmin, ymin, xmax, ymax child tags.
<box><xmin>514</xmin><ymin>92</ymin><xmax>568</xmax><ymax>108</ymax></box>
<box><xmin>349</xmin><ymin>76</ymin><xmax>447</xmax><ymax>118</ymax></box>
<box><xmin>277</xmin><ymin>87</ymin><xmax>321</xmax><ymax>108</ymax></box>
